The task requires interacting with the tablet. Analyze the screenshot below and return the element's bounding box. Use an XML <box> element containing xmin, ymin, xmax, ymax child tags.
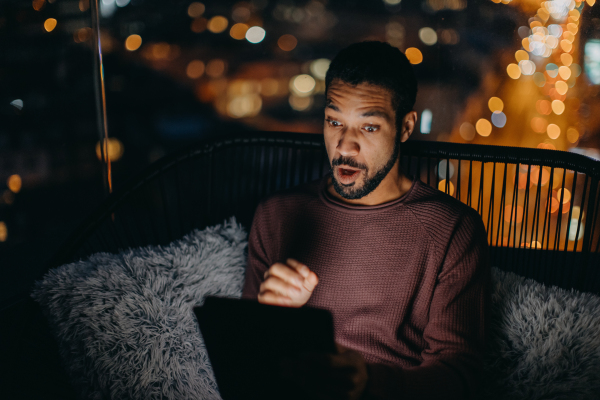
<box><xmin>194</xmin><ymin>296</ymin><xmax>336</xmax><ymax>400</ymax></box>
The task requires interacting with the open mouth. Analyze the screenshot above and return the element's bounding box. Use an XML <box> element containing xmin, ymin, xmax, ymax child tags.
<box><xmin>337</xmin><ymin>166</ymin><xmax>361</xmax><ymax>184</ymax></box>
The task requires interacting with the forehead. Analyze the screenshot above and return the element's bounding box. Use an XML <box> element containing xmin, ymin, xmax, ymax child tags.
<box><xmin>326</xmin><ymin>80</ymin><xmax>394</xmax><ymax>113</ymax></box>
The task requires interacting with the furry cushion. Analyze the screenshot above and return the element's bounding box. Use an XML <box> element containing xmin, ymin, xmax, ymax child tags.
<box><xmin>32</xmin><ymin>220</ymin><xmax>600</xmax><ymax>400</ymax></box>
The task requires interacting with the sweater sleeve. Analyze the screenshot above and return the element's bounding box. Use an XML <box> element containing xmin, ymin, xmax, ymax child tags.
<box><xmin>363</xmin><ymin>209</ymin><xmax>490</xmax><ymax>400</ymax></box>
<box><xmin>241</xmin><ymin>201</ymin><xmax>272</xmax><ymax>300</ymax></box>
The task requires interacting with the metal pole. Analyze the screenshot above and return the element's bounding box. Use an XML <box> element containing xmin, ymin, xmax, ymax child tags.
<box><xmin>90</xmin><ymin>0</ymin><xmax>112</xmax><ymax>195</ymax></box>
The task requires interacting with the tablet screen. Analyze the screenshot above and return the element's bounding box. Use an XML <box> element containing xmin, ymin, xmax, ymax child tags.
<box><xmin>194</xmin><ymin>296</ymin><xmax>336</xmax><ymax>400</ymax></box>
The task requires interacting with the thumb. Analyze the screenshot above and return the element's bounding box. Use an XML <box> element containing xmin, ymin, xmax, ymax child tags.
<box><xmin>304</xmin><ymin>271</ymin><xmax>319</xmax><ymax>292</ymax></box>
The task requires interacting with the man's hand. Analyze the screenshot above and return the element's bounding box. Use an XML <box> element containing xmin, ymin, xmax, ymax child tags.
<box><xmin>279</xmin><ymin>343</ymin><xmax>369</xmax><ymax>400</ymax></box>
<box><xmin>258</xmin><ymin>258</ymin><xmax>319</xmax><ymax>308</ymax></box>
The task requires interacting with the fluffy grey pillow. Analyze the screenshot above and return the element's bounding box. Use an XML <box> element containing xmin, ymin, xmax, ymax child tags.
<box><xmin>33</xmin><ymin>218</ymin><xmax>600</xmax><ymax>400</ymax></box>
<box><xmin>32</xmin><ymin>218</ymin><xmax>246</xmax><ymax>400</ymax></box>
<box><xmin>483</xmin><ymin>268</ymin><xmax>600</xmax><ymax>400</ymax></box>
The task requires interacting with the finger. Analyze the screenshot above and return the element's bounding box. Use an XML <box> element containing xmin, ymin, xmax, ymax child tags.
<box><xmin>261</xmin><ymin>275</ymin><xmax>303</xmax><ymax>299</ymax></box>
<box><xmin>267</xmin><ymin>262</ymin><xmax>305</xmax><ymax>289</ymax></box>
<box><xmin>257</xmin><ymin>290</ymin><xmax>292</xmax><ymax>306</ymax></box>
<box><xmin>304</xmin><ymin>271</ymin><xmax>319</xmax><ymax>292</ymax></box>
<box><xmin>286</xmin><ymin>258</ymin><xmax>311</xmax><ymax>278</ymax></box>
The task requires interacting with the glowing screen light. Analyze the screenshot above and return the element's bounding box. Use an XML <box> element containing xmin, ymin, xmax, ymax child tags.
<box><xmin>420</xmin><ymin>109</ymin><xmax>432</xmax><ymax>134</ymax></box>
<box><xmin>584</xmin><ymin>39</ymin><xmax>600</xmax><ymax>85</ymax></box>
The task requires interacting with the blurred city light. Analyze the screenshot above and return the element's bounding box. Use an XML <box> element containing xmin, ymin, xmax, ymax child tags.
<box><xmin>584</xmin><ymin>40</ymin><xmax>600</xmax><ymax>84</ymax></box>
<box><xmin>405</xmin><ymin>48</ymin><xmax>422</xmax><ymax>64</ymax></box>
<box><xmin>459</xmin><ymin>122</ymin><xmax>476</xmax><ymax>141</ymax></box>
<box><xmin>420</xmin><ymin>109</ymin><xmax>432</xmax><ymax>133</ymax></box>
<box><xmin>504</xmin><ymin>205</ymin><xmax>524</xmax><ymax>224</ymax></box>
<box><xmin>437</xmin><ymin>160</ymin><xmax>454</xmax><ymax>179</ymax></box>
<box><xmin>125</xmin><ymin>35</ymin><xmax>142</xmax><ymax>51</ymax></box>
<box><xmin>289</xmin><ymin>95</ymin><xmax>313</xmax><ymax>111</ymax></box>
<box><xmin>310</xmin><ymin>59</ymin><xmax>331</xmax><ymax>80</ymax></box>
<box><xmin>491</xmin><ymin>111</ymin><xmax>506</xmax><ymax>128</ymax></box>
<box><xmin>33</xmin><ymin>0</ymin><xmax>45</xmax><ymax>11</ymax></box>
<box><xmin>7</xmin><ymin>175</ymin><xmax>22</xmax><ymax>193</ymax></box>
<box><xmin>567</xmin><ymin>127</ymin><xmax>579</xmax><ymax>143</ymax></box>
<box><xmin>116</xmin><ymin>0</ymin><xmax>130</xmax><ymax>7</ymax></box>
<box><xmin>569</xmin><ymin>219</ymin><xmax>584</xmax><ymax>241</ymax></box>
<box><xmin>383</xmin><ymin>0</ymin><xmax>402</xmax><ymax>5</ymax></box>
<box><xmin>96</xmin><ymin>138</ymin><xmax>124</xmax><ymax>162</ymax></box>
<box><xmin>0</xmin><ymin>222</ymin><xmax>6</xmax><ymax>242</ymax></box>
<box><xmin>230</xmin><ymin>23</ymin><xmax>250</xmax><ymax>40</ymax></box>
<box><xmin>186</xmin><ymin>60</ymin><xmax>205</xmax><ymax>79</ymax></box>
<box><xmin>556</xmin><ymin>188</ymin><xmax>572</xmax><ymax>204</ymax></box>
<box><xmin>187</xmin><ymin>2</ymin><xmax>205</xmax><ymax>18</ymax></box>
<box><xmin>278</xmin><ymin>34</ymin><xmax>297</xmax><ymax>51</ymax></box>
<box><xmin>290</xmin><ymin>74</ymin><xmax>316</xmax><ymax>97</ymax></box>
<box><xmin>419</xmin><ymin>27</ymin><xmax>437</xmax><ymax>46</ymax></box>
<box><xmin>437</xmin><ymin>179</ymin><xmax>455</xmax><ymax>196</ymax></box>
<box><xmin>488</xmin><ymin>97</ymin><xmax>503</xmax><ymax>112</ymax></box>
<box><xmin>191</xmin><ymin>18</ymin><xmax>208</xmax><ymax>33</ymax></box>
<box><xmin>10</xmin><ymin>99</ymin><xmax>23</xmax><ymax>111</ymax></box>
<box><xmin>206</xmin><ymin>59</ymin><xmax>226</xmax><ymax>78</ymax></box>
<box><xmin>476</xmin><ymin>118</ymin><xmax>492</xmax><ymax>137</ymax></box>
<box><xmin>44</xmin><ymin>18</ymin><xmax>57</xmax><ymax>32</ymax></box>
<box><xmin>208</xmin><ymin>16</ymin><xmax>228</xmax><ymax>33</ymax></box>
<box><xmin>551</xmin><ymin>100</ymin><xmax>565</xmax><ymax>115</ymax></box>
<box><xmin>246</xmin><ymin>26</ymin><xmax>266</xmax><ymax>43</ymax></box>
<box><xmin>547</xmin><ymin>123</ymin><xmax>561</xmax><ymax>139</ymax></box>
<box><xmin>507</xmin><ymin>63</ymin><xmax>521</xmax><ymax>79</ymax></box>
<box><xmin>531</xmin><ymin>117</ymin><xmax>548</xmax><ymax>133</ymax></box>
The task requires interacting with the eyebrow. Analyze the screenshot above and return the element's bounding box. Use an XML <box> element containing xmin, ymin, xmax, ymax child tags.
<box><xmin>359</xmin><ymin>110</ymin><xmax>390</xmax><ymax>121</ymax></box>
<box><xmin>325</xmin><ymin>101</ymin><xmax>340</xmax><ymax>112</ymax></box>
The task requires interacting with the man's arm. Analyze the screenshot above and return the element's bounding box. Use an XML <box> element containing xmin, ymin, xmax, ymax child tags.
<box><xmin>363</xmin><ymin>209</ymin><xmax>490</xmax><ymax>400</ymax></box>
<box><xmin>242</xmin><ymin>202</ymin><xmax>271</xmax><ymax>300</ymax></box>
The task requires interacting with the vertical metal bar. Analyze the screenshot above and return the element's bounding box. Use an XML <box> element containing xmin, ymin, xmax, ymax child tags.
<box><xmin>467</xmin><ymin>160</ymin><xmax>473</xmax><ymax>208</ymax></box>
<box><xmin>456</xmin><ymin>158</ymin><xmax>462</xmax><ymax>202</ymax></box>
<box><xmin>90</xmin><ymin>0</ymin><xmax>112</xmax><ymax>195</ymax></box>
<box><xmin>495</xmin><ymin>163</ymin><xmax>508</xmax><ymax>248</ymax></box>
<box><xmin>486</xmin><ymin>162</ymin><xmax>497</xmax><ymax>245</ymax></box>
<box><xmin>553</xmin><ymin>169</ymin><xmax>568</xmax><ymax>251</ymax></box>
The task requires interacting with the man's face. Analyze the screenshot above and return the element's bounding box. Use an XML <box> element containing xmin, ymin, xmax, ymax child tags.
<box><xmin>324</xmin><ymin>80</ymin><xmax>400</xmax><ymax>200</ymax></box>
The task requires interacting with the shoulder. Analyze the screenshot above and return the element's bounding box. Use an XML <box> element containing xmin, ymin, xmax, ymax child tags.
<box><xmin>255</xmin><ymin>177</ymin><xmax>323</xmax><ymax>217</ymax></box>
<box><xmin>404</xmin><ymin>179</ymin><xmax>486</xmax><ymax>243</ymax></box>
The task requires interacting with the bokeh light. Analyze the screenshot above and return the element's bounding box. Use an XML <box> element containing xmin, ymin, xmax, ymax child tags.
<box><xmin>569</xmin><ymin>219</ymin><xmax>584</xmax><ymax>241</ymax></box>
<box><xmin>547</xmin><ymin>123</ymin><xmax>561</xmax><ymax>139</ymax></box>
<box><xmin>558</xmin><ymin>66</ymin><xmax>571</xmax><ymax>80</ymax></box>
<box><xmin>246</xmin><ymin>26</ymin><xmax>266</xmax><ymax>43</ymax></box>
<box><xmin>515</xmin><ymin>50</ymin><xmax>529</xmax><ymax>62</ymax></box>
<box><xmin>206</xmin><ymin>59</ymin><xmax>226</xmax><ymax>78</ymax></box>
<box><xmin>504</xmin><ymin>205</ymin><xmax>524</xmax><ymax>224</ymax></box>
<box><xmin>289</xmin><ymin>95</ymin><xmax>313</xmax><ymax>111</ymax></box>
<box><xmin>560</xmin><ymin>53</ymin><xmax>573</xmax><ymax>66</ymax></box>
<box><xmin>555</xmin><ymin>80</ymin><xmax>568</xmax><ymax>95</ymax></box>
<box><xmin>566</xmin><ymin>127</ymin><xmax>579</xmax><ymax>143</ymax></box>
<box><xmin>405</xmin><ymin>48</ymin><xmax>423</xmax><ymax>64</ymax></box>
<box><xmin>227</xmin><ymin>94</ymin><xmax>262</xmax><ymax>118</ymax></box>
<box><xmin>33</xmin><ymin>0</ymin><xmax>45</xmax><ymax>11</ymax></box>
<box><xmin>125</xmin><ymin>34</ymin><xmax>142</xmax><ymax>51</ymax></box>
<box><xmin>290</xmin><ymin>74</ymin><xmax>316</xmax><ymax>97</ymax></box>
<box><xmin>507</xmin><ymin>63</ymin><xmax>521</xmax><ymax>79</ymax></box>
<box><xmin>191</xmin><ymin>18</ymin><xmax>208</xmax><ymax>33</ymax></box>
<box><xmin>278</xmin><ymin>34</ymin><xmax>297</xmax><ymax>51</ymax></box>
<box><xmin>260</xmin><ymin>78</ymin><xmax>279</xmax><ymax>96</ymax></box>
<box><xmin>491</xmin><ymin>111</ymin><xmax>506</xmax><ymax>128</ymax></box>
<box><xmin>476</xmin><ymin>119</ymin><xmax>492</xmax><ymax>137</ymax></box>
<box><xmin>459</xmin><ymin>122</ymin><xmax>476</xmax><ymax>141</ymax></box>
<box><xmin>0</xmin><ymin>222</ymin><xmax>6</xmax><ymax>242</ymax></box>
<box><xmin>310</xmin><ymin>59</ymin><xmax>331</xmax><ymax>80</ymax></box>
<box><xmin>533</xmin><ymin>72</ymin><xmax>546</xmax><ymax>87</ymax></box>
<box><xmin>186</xmin><ymin>60</ymin><xmax>205</xmax><ymax>79</ymax></box>
<box><xmin>230</xmin><ymin>23</ymin><xmax>249</xmax><ymax>40</ymax></box>
<box><xmin>44</xmin><ymin>18</ymin><xmax>57</xmax><ymax>32</ymax></box>
<box><xmin>96</xmin><ymin>138</ymin><xmax>124</xmax><ymax>162</ymax></box>
<box><xmin>536</xmin><ymin>99</ymin><xmax>552</xmax><ymax>115</ymax></box>
<box><xmin>187</xmin><ymin>2</ymin><xmax>205</xmax><ymax>18</ymax></box>
<box><xmin>7</xmin><ymin>175</ymin><xmax>22</xmax><ymax>193</ymax></box>
<box><xmin>488</xmin><ymin>97</ymin><xmax>503</xmax><ymax>113</ymax></box>
<box><xmin>419</xmin><ymin>27</ymin><xmax>437</xmax><ymax>45</ymax></box>
<box><xmin>437</xmin><ymin>179</ymin><xmax>455</xmax><ymax>196</ymax></box>
<box><xmin>519</xmin><ymin>60</ymin><xmax>535</xmax><ymax>75</ymax></box>
<box><xmin>556</xmin><ymin>188</ymin><xmax>571</xmax><ymax>204</ymax></box>
<box><xmin>208</xmin><ymin>16</ymin><xmax>228</xmax><ymax>33</ymax></box>
<box><xmin>551</xmin><ymin>100</ymin><xmax>565</xmax><ymax>115</ymax></box>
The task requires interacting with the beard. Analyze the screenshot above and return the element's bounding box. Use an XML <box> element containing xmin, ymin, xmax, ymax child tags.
<box><xmin>330</xmin><ymin>134</ymin><xmax>401</xmax><ymax>200</ymax></box>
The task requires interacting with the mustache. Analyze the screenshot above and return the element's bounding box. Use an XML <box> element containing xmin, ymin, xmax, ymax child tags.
<box><xmin>331</xmin><ymin>156</ymin><xmax>367</xmax><ymax>171</ymax></box>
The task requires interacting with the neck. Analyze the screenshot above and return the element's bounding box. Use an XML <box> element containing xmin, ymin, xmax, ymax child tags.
<box><xmin>327</xmin><ymin>160</ymin><xmax>413</xmax><ymax>206</ymax></box>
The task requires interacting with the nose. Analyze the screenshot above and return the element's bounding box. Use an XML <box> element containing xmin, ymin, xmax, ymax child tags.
<box><xmin>336</xmin><ymin>128</ymin><xmax>360</xmax><ymax>158</ymax></box>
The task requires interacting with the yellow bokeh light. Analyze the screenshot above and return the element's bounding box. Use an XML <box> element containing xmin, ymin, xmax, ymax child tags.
<box><xmin>405</xmin><ymin>48</ymin><xmax>423</xmax><ymax>64</ymax></box>
<box><xmin>547</xmin><ymin>123</ymin><xmax>560</xmax><ymax>139</ymax></box>
<box><xmin>567</xmin><ymin>23</ymin><xmax>578</xmax><ymax>35</ymax></box>
<box><xmin>476</xmin><ymin>119</ymin><xmax>492</xmax><ymax>137</ymax></box>
<box><xmin>44</xmin><ymin>18</ymin><xmax>57</xmax><ymax>32</ymax></box>
<box><xmin>0</xmin><ymin>221</ymin><xmax>6</xmax><ymax>242</ymax></box>
<box><xmin>522</xmin><ymin>38</ymin><xmax>531</xmax><ymax>51</ymax></box>
<box><xmin>125</xmin><ymin>34</ymin><xmax>142</xmax><ymax>51</ymax></box>
<box><xmin>95</xmin><ymin>138</ymin><xmax>124</xmax><ymax>162</ymax></box>
<box><xmin>515</xmin><ymin>50</ymin><xmax>529</xmax><ymax>62</ymax></box>
<box><xmin>560</xmin><ymin>53</ymin><xmax>573</xmax><ymax>66</ymax></box>
<box><xmin>187</xmin><ymin>2</ymin><xmax>205</xmax><ymax>18</ymax></box>
<box><xmin>278</xmin><ymin>34</ymin><xmax>298</xmax><ymax>51</ymax></box>
<box><xmin>531</xmin><ymin>117</ymin><xmax>548</xmax><ymax>133</ymax></box>
<box><xmin>566</xmin><ymin>127</ymin><xmax>579</xmax><ymax>143</ymax></box>
<box><xmin>290</xmin><ymin>74</ymin><xmax>316</xmax><ymax>97</ymax></box>
<box><xmin>33</xmin><ymin>0</ymin><xmax>46</xmax><ymax>11</ymax></box>
<box><xmin>569</xmin><ymin>9</ymin><xmax>580</xmax><ymax>20</ymax></box>
<box><xmin>260</xmin><ymin>78</ymin><xmax>279</xmax><ymax>96</ymax></box>
<box><xmin>227</xmin><ymin>94</ymin><xmax>262</xmax><ymax>118</ymax></box>
<box><xmin>504</xmin><ymin>205</ymin><xmax>524</xmax><ymax>224</ymax></box>
<box><xmin>507</xmin><ymin>63</ymin><xmax>521</xmax><ymax>79</ymax></box>
<box><xmin>438</xmin><ymin>180</ymin><xmax>455</xmax><ymax>196</ymax></box>
<box><xmin>7</xmin><ymin>175</ymin><xmax>22</xmax><ymax>193</ymax></box>
<box><xmin>488</xmin><ymin>97</ymin><xmax>504</xmax><ymax>113</ymax></box>
<box><xmin>558</xmin><ymin>66</ymin><xmax>571</xmax><ymax>80</ymax></box>
<box><xmin>555</xmin><ymin>80</ymin><xmax>568</xmax><ymax>95</ymax></box>
<box><xmin>556</xmin><ymin>188</ymin><xmax>571</xmax><ymax>204</ymax></box>
<box><xmin>551</xmin><ymin>100</ymin><xmax>565</xmax><ymax>115</ymax></box>
<box><xmin>208</xmin><ymin>16</ymin><xmax>228</xmax><ymax>33</ymax></box>
<box><xmin>230</xmin><ymin>23</ymin><xmax>249</xmax><ymax>40</ymax></box>
<box><xmin>289</xmin><ymin>95</ymin><xmax>313</xmax><ymax>111</ymax></box>
<box><xmin>186</xmin><ymin>60</ymin><xmax>205</xmax><ymax>79</ymax></box>
<box><xmin>560</xmin><ymin>40</ymin><xmax>572</xmax><ymax>53</ymax></box>
<box><xmin>563</xmin><ymin>32</ymin><xmax>575</xmax><ymax>43</ymax></box>
<box><xmin>191</xmin><ymin>17</ymin><xmax>207</xmax><ymax>33</ymax></box>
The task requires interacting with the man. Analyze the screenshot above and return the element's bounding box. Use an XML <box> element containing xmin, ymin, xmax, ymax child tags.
<box><xmin>242</xmin><ymin>41</ymin><xmax>490</xmax><ymax>400</ymax></box>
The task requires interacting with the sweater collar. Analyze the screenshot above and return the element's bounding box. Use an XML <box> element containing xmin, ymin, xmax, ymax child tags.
<box><xmin>318</xmin><ymin>173</ymin><xmax>420</xmax><ymax>214</ymax></box>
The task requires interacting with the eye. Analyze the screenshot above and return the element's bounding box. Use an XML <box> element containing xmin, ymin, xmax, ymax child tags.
<box><xmin>363</xmin><ymin>125</ymin><xmax>379</xmax><ymax>133</ymax></box>
<box><xmin>326</xmin><ymin>118</ymin><xmax>341</xmax><ymax>127</ymax></box>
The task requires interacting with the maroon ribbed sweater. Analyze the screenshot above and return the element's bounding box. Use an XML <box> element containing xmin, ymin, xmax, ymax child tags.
<box><xmin>241</xmin><ymin>175</ymin><xmax>490</xmax><ymax>400</ymax></box>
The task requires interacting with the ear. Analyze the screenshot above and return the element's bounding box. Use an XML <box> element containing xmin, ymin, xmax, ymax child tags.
<box><xmin>398</xmin><ymin>111</ymin><xmax>418</xmax><ymax>143</ymax></box>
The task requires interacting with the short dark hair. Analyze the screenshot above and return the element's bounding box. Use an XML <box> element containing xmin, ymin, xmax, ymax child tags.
<box><xmin>325</xmin><ymin>41</ymin><xmax>418</xmax><ymax>130</ymax></box>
